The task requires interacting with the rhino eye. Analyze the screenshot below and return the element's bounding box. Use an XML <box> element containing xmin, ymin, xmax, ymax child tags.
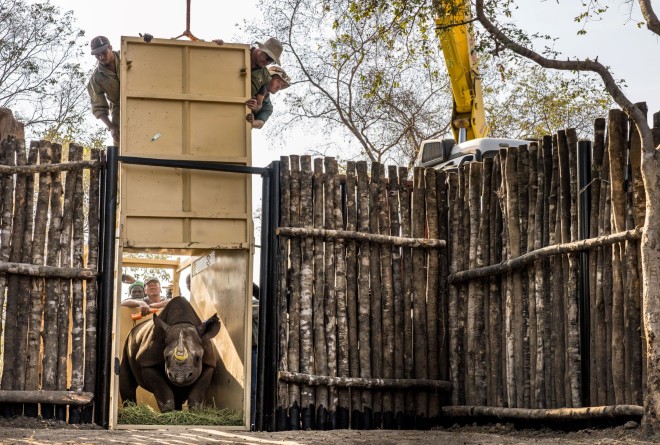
<box><xmin>194</xmin><ymin>354</ymin><xmax>201</xmax><ymax>364</ymax></box>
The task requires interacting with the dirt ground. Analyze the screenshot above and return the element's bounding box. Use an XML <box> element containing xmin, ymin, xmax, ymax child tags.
<box><xmin>0</xmin><ymin>416</ymin><xmax>657</xmax><ymax>445</ymax></box>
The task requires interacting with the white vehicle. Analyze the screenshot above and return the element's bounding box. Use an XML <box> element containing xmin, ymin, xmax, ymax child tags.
<box><xmin>417</xmin><ymin>137</ymin><xmax>530</xmax><ymax>171</ymax></box>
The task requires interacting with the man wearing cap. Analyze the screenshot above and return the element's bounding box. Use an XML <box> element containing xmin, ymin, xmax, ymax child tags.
<box><xmin>121</xmin><ymin>276</ymin><xmax>170</xmax><ymax>315</ymax></box>
<box><xmin>87</xmin><ymin>36</ymin><xmax>121</xmax><ymax>145</ymax></box>
<box><xmin>246</xmin><ymin>65</ymin><xmax>291</xmax><ymax>130</ymax></box>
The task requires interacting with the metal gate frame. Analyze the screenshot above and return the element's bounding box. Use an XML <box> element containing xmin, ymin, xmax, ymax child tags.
<box><xmin>96</xmin><ymin>146</ymin><xmax>279</xmax><ymax>429</ymax></box>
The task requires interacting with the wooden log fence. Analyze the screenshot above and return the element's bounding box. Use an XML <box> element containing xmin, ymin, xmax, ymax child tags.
<box><xmin>0</xmin><ymin>136</ymin><xmax>103</xmax><ymax>423</ymax></box>
<box><xmin>275</xmin><ymin>107</ymin><xmax>658</xmax><ymax>429</ymax></box>
<box><xmin>277</xmin><ymin>156</ymin><xmax>449</xmax><ymax>430</ymax></box>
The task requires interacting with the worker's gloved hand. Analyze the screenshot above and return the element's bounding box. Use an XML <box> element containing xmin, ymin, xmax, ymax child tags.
<box><xmin>213</xmin><ymin>39</ymin><xmax>224</xmax><ymax>45</ymax></box>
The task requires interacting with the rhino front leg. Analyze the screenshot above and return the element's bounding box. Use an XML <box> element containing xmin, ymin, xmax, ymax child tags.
<box><xmin>141</xmin><ymin>367</ymin><xmax>176</xmax><ymax>412</ymax></box>
<box><xmin>187</xmin><ymin>366</ymin><xmax>214</xmax><ymax>409</ymax></box>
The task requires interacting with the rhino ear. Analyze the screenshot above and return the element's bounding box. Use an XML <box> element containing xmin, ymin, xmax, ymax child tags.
<box><xmin>153</xmin><ymin>313</ymin><xmax>169</xmax><ymax>335</ymax></box>
<box><xmin>197</xmin><ymin>314</ymin><xmax>221</xmax><ymax>340</ymax></box>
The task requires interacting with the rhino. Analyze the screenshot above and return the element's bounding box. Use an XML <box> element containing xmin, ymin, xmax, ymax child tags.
<box><xmin>119</xmin><ymin>296</ymin><xmax>222</xmax><ymax>412</ymax></box>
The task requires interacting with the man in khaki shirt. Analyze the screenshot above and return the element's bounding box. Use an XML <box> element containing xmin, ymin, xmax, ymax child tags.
<box><xmin>87</xmin><ymin>36</ymin><xmax>120</xmax><ymax>145</ymax></box>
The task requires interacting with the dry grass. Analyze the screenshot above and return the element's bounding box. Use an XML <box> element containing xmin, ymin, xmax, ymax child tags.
<box><xmin>118</xmin><ymin>402</ymin><xmax>243</xmax><ymax>426</ymax></box>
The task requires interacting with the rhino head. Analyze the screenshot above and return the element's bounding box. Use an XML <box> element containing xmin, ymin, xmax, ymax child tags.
<box><xmin>154</xmin><ymin>313</ymin><xmax>221</xmax><ymax>387</ymax></box>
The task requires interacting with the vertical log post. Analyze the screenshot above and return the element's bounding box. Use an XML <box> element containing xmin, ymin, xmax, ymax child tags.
<box><xmin>378</xmin><ymin>164</ymin><xmax>394</xmax><ymax>428</ymax></box>
<box><xmin>356</xmin><ymin>161</ymin><xmax>372</xmax><ymax>429</ymax></box>
<box><xmin>590</xmin><ymin>119</ymin><xmax>606</xmax><ymax>406</ymax></box>
<box><xmin>425</xmin><ymin>168</ymin><xmax>441</xmax><ymax>419</ymax></box>
<box><xmin>504</xmin><ymin>147</ymin><xmax>524</xmax><ymax>407</ymax></box>
<box><xmin>399</xmin><ymin>166</ymin><xmax>415</xmax><ymax>427</ymax></box>
<box><xmin>488</xmin><ymin>157</ymin><xmax>504</xmax><ymax>407</ymax></box>
<box><xmin>15</xmin><ymin>142</ymin><xmax>38</xmax><ymax>407</ymax></box>
<box><xmin>368</xmin><ymin>163</ymin><xmax>383</xmax><ymax>428</ymax></box>
<box><xmin>549</xmin><ymin>135</ymin><xmax>565</xmax><ymax>408</ymax></box>
<box><xmin>448</xmin><ymin>172</ymin><xmax>461</xmax><ymax>406</ymax></box>
<box><xmin>83</xmin><ymin>147</ymin><xmax>101</xmax><ymax>423</ymax></box>
<box><xmin>345</xmin><ymin>162</ymin><xmax>361</xmax><ymax>428</ymax></box>
<box><xmin>388</xmin><ymin>166</ymin><xmax>405</xmax><ymax>426</ymax></box>
<box><xmin>412</xmin><ymin>167</ymin><xmax>428</xmax><ymax>426</ymax></box>
<box><xmin>276</xmin><ymin>157</ymin><xmax>290</xmax><ymax>430</ymax></box>
<box><xmin>517</xmin><ymin>146</ymin><xmax>531</xmax><ymax>408</ymax></box>
<box><xmin>70</xmin><ymin>144</ymin><xmax>86</xmax><ymax>424</ymax></box>
<box><xmin>436</xmin><ymin>170</ymin><xmax>450</xmax><ymax>407</ymax></box>
<box><xmin>527</xmin><ymin>144</ymin><xmax>539</xmax><ymax>408</ymax></box>
<box><xmin>312</xmin><ymin>158</ymin><xmax>328</xmax><ymax>428</ymax></box>
<box><xmin>608</xmin><ymin>110</ymin><xmax>626</xmax><ymax>405</ymax></box>
<box><xmin>0</xmin><ymin>137</ymin><xmax>16</xmax><ymax>358</ymax></box>
<box><xmin>324</xmin><ymin>158</ymin><xmax>338</xmax><ymax>428</ymax></box>
<box><xmin>42</xmin><ymin>143</ymin><xmax>63</xmax><ymax>420</ymax></box>
<box><xmin>541</xmin><ymin>136</ymin><xmax>554</xmax><ymax>408</ymax></box>
<box><xmin>298</xmin><ymin>156</ymin><xmax>314</xmax><ymax>430</ymax></box>
<box><xmin>25</xmin><ymin>141</ymin><xmax>52</xmax><ymax>417</ymax></box>
<box><xmin>334</xmin><ymin>160</ymin><xmax>350</xmax><ymax>429</ymax></box>
<box><xmin>287</xmin><ymin>155</ymin><xmax>302</xmax><ymax>429</ymax></box>
<box><xmin>2</xmin><ymin>138</ymin><xmax>28</xmax><ymax>417</ymax></box>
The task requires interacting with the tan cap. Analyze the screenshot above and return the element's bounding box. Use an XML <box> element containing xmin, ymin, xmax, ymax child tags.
<box><xmin>256</xmin><ymin>37</ymin><xmax>283</xmax><ymax>66</ymax></box>
<box><xmin>267</xmin><ymin>65</ymin><xmax>291</xmax><ymax>89</ymax></box>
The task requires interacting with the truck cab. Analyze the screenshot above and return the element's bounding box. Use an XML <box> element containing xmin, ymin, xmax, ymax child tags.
<box><xmin>417</xmin><ymin>137</ymin><xmax>531</xmax><ymax>171</ymax></box>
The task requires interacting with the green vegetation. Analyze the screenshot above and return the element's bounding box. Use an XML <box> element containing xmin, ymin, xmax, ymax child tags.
<box><xmin>118</xmin><ymin>402</ymin><xmax>243</xmax><ymax>426</ymax></box>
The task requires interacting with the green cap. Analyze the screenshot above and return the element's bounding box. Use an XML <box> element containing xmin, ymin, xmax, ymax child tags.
<box><xmin>128</xmin><ymin>281</ymin><xmax>144</xmax><ymax>292</ymax></box>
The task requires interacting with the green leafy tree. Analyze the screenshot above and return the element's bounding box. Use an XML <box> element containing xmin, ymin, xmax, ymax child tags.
<box><xmin>0</xmin><ymin>0</ymin><xmax>89</xmax><ymax>141</ymax></box>
<box><xmin>481</xmin><ymin>57</ymin><xmax>613</xmax><ymax>139</ymax></box>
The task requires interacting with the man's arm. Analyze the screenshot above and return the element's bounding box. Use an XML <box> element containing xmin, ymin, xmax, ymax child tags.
<box><xmin>87</xmin><ymin>77</ymin><xmax>119</xmax><ymax>141</ymax></box>
<box><xmin>148</xmin><ymin>299</ymin><xmax>170</xmax><ymax>309</ymax></box>
<box><xmin>121</xmin><ymin>298</ymin><xmax>151</xmax><ymax>315</ymax></box>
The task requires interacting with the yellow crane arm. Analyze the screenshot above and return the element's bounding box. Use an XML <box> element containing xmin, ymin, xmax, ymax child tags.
<box><xmin>436</xmin><ymin>4</ymin><xmax>489</xmax><ymax>142</ymax></box>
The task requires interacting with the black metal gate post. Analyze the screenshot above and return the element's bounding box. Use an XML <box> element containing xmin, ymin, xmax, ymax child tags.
<box><xmin>256</xmin><ymin>161</ymin><xmax>280</xmax><ymax>431</ymax></box>
<box><xmin>96</xmin><ymin>145</ymin><xmax>119</xmax><ymax>428</ymax></box>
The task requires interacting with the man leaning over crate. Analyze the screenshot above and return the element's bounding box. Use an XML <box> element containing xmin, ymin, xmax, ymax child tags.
<box><xmin>87</xmin><ymin>36</ymin><xmax>120</xmax><ymax>145</ymax></box>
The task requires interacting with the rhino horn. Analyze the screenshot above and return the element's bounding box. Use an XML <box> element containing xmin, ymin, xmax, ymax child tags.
<box><xmin>173</xmin><ymin>331</ymin><xmax>188</xmax><ymax>362</ymax></box>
